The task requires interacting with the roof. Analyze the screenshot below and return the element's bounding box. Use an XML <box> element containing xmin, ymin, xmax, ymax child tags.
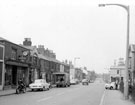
<box><xmin>60</xmin><ymin>62</ymin><xmax>70</xmax><ymax>66</ymax></box>
<box><xmin>49</xmin><ymin>57</ymin><xmax>61</xmax><ymax>64</ymax></box>
<box><xmin>20</xmin><ymin>45</ymin><xmax>36</xmax><ymax>50</ymax></box>
<box><xmin>38</xmin><ymin>53</ymin><xmax>62</xmax><ymax>64</ymax></box>
<box><xmin>21</xmin><ymin>45</ymin><xmax>62</xmax><ymax>63</ymax></box>
<box><xmin>38</xmin><ymin>54</ymin><xmax>51</xmax><ymax>61</ymax></box>
<box><xmin>0</xmin><ymin>37</ymin><xmax>10</xmax><ymax>42</ymax></box>
<box><xmin>0</xmin><ymin>37</ymin><xmax>29</xmax><ymax>50</ymax></box>
<box><xmin>110</xmin><ymin>65</ymin><xmax>125</xmax><ymax>70</ymax></box>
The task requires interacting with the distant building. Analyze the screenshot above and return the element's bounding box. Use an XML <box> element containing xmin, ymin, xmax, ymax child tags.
<box><xmin>109</xmin><ymin>58</ymin><xmax>125</xmax><ymax>83</ymax></box>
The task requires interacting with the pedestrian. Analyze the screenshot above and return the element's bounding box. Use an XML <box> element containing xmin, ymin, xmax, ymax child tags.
<box><xmin>115</xmin><ymin>80</ymin><xmax>118</xmax><ymax>90</ymax></box>
<box><xmin>119</xmin><ymin>80</ymin><xmax>124</xmax><ymax>93</ymax></box>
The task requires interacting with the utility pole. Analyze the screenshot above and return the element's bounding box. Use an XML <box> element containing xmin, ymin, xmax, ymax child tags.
<box><xmin>99</xmin><ymin>4</ymin><xmax>130</xmax><ymax>99</ymax></box>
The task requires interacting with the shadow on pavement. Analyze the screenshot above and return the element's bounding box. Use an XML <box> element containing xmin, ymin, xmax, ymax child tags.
<box><xmin>0</xmin><ymin>93</ymin><xmax>16</xmax><ymax>97</ymax></box>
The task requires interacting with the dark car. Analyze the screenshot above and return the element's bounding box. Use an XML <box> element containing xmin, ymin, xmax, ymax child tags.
<box><xmin>82</xmin><ymin>79</ymin><xmax>89</xmax><ymax>85</ymax></box>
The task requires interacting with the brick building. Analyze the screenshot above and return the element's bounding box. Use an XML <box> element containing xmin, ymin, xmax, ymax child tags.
<box><xmin>0</xmin><ymin>37</ymin><xmax>30</xmax><ymax>89</ymax></box>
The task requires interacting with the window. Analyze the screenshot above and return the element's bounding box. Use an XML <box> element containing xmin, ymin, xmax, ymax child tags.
<box><xmin>117</xmin><ymin>70</ymin><xmax>119</xmax><ymax>74</ymax></box>
<box><xmin>11</xmin><ymin>48</ymin><xmax>17</xmax><ymax>60</ymax></box>
<box><xmin>0</xmin><ymin>46</ymin><xmax>4</xmax><ymax>60</ymax></box>
<box><xmin>33</xmin><ymin>56</ymin><xmax>37</xmax><ymax>65</ymax></box>
<box><xmin>0</xmin><ymin>62</ymin><xmax>2</xmax><ymax>85</ymax></box>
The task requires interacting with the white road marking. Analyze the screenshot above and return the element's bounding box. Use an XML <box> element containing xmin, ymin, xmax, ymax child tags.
<box><xmin>99</xmin><ymin>90</ymin><xmax>106</xmax><ymax>105</ymax></box>
<box><xmin>37</xmin><ymin>96</ymin><xmax>52</xmax><ymax>102</ymax></box>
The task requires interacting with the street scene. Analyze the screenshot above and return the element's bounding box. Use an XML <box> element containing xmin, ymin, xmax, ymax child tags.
<box><xmin>0</xmin><ymin>0</ymin><xmax>135</xmax><ymax>105</ymax></box>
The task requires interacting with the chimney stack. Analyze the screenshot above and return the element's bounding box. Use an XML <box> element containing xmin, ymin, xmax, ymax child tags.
<box><xmin>23</xmin><ymin>38</ymin><xmax>32</xmax><ymax>46</ymax></box>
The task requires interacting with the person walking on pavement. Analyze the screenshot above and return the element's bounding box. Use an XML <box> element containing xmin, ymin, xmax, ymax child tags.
<box><xmin>115</xmin><ymin>80</ymin><xmax>118</xmax><ymax>90</ymax></box>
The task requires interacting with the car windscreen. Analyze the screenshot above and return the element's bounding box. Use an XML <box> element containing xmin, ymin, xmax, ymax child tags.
<box><xmin>35</xmin><ymin>80</ymin><xmax>43</xmax><ymax>83</ymax></box>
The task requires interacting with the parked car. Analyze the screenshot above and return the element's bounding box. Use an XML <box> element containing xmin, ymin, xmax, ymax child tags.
<box><xmin>105</xmin><ymin>82</ymin><xmax>116</xmax><ymax>90</ymax></box>
<box><xmin>82</xmin><ymin>79</ymin><xmax>89</xmax><ymax>85</ymax></box>
<box><xmin>29</xmin><ymin>79</ymin><xmax>50</xmax><ymax>91</ymax></box>
<box><xmin>74</xmin><ymin>79</ymin><xmax>80</xmax><ymax>84</ymax></box>
<box><xmin>70</xmin><ymin>79</ymin><xmax>76</xmax><ymax>85</ymax></box>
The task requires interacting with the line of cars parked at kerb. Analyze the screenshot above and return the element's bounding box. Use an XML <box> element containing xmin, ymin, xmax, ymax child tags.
<box><xmin>28</xmin><ymin>78</ymin><xmax>91</xmax><ymax>92</ymax></box>
<box><xmin>16</xmin><ymin>74</ymin><xmax>92</xmax><ymax>94</ymax></box>
<box><xmin>29</xmin><ymin>79</ymin><xmax>89</xmax><ymax>91</ymax></box>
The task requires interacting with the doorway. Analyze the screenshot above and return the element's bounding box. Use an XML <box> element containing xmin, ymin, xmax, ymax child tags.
<box><xmin>12</xmin><ymin>66</ymin><xmax>17</xmax><ymax>86</ymax></box>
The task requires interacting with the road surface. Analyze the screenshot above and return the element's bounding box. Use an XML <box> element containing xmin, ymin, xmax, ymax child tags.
<box><xmin>0</xmin><ymin>81</ymin><xmax>105</xmax><ymax>105</ymax></box>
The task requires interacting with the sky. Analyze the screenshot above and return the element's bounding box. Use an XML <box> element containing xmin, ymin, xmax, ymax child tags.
<box><xmin>0</xmin><ymin>0</ymin><xmax>135</xmax><ymax>73</ymax></box>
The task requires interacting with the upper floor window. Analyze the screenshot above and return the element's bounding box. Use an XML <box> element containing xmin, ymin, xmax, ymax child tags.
<box><xmin>11</xmin><ymin>48</ymin><xmax>17</xmax><ymax>60</ymax></box>
<box><xmin>33</xmin><ymin>56</ymin><xmax>37</xmax><ymax>65</ymax></box>
<box><xmin>117</xmin><ymin>70</ymin><xmax>119</xmax><ymax>74</ymax></box>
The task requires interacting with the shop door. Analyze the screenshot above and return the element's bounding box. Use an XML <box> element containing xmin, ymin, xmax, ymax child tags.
<box><xmin>0</xmin><ymin>63</ymin><xmax>3</xmax><ymax>85</ymax></box>
<box><xmin>12</xmin><ymin>66</ymin><xmax>17</xmax><ymax>86</ymax></box>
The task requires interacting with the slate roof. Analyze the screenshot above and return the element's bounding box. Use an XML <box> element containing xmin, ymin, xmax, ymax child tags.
<box><xmin>0</xmin><ymin>37</ymin><xmax>29</xmax><ymax>50</ymax></box>
<box><xmin>0</xmin><ymin>37</ymin><xmax>9</xmax><ymax>41</ymax></box>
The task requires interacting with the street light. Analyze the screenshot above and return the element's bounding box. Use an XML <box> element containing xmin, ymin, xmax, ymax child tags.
<box><xmin>74</xmin><ymin>57</ymin><xmax>80</xmax><ymax>68</ymax></box>
<box><xmin>99</xmin><ymin>3</ymin><xmax>130</xmax><ymax>99</ymax></box>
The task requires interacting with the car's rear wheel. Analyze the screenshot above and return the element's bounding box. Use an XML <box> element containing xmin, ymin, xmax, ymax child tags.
<box><xmin>47</xmin><ymin>86</ymin><xmax>50</xmax><ymax>90</ymax></box>
<box><xmin>43</xmin><ymin>87</ymin><xmax>45</xmax><ymax>91</ymax></box>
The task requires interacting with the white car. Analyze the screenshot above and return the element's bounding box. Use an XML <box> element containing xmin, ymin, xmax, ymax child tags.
<box><xmin>29</xmin><ymin>79</ymin><xmax>50</xmax><ymax>91</ymax></box>
<box><xmin>70</xmin><ymin>79</ymin><xmax>76</xmax><ymax>85</ymax></box>
<box><xmin>105</xmin><ymin>82</ymin><xmax>116</xmax><ymax>90</ymax></box>
<box><xmin>82</xmin><ymin>79</ymin><xmax>89</xmax><ymax>85</ymax></box>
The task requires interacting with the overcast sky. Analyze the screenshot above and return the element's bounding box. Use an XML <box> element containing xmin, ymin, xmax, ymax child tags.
<box><xmin>0</xmin><ymin>0</ymin><xmax>135</xmax><ymax>73</ymax></box>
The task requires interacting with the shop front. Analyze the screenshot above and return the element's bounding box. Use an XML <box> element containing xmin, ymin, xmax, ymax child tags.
<box><xmin>0</xmin><ymin>43</ymin><xmax>5</xmax><ymax>90</ymax></box>
<box><xmin>4</xmin><ymin>61</ymin><xmax>29</xmax><ymax>89</ymax></box>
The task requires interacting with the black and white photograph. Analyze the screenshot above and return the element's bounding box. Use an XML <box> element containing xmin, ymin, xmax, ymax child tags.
<box><xmin>0</xmin><ymin>0</ymin><xmax>135</xmax><ymax>105</ymax></box>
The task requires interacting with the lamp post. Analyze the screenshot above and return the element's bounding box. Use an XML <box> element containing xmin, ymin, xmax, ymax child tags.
<box><xmin>99</xmin><ymin>3</ymin><xmax>130</xmax><ymax>99</ymax></box>
<box><xmin>74</xmin><ymin>57</ymin><xmax>80</xmax><ymax>68</ymax></box>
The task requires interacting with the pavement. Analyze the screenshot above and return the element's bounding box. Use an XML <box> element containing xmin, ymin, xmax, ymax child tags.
<box><xmin>0</xmin><ymin>88</ymin><xmax>30</xmax><ymax>97</ymax></box>
<box><xmin>0</xmin><ymin>85</ymin><xmax>56</xmax><ymax>97</ymax></box>
<box><xmin>103</xmin><ymin>89</ymin><xmax>135</xmax><ymax>105</ymax></box>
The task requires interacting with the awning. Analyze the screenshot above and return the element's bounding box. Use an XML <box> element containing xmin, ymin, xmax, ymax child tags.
<box><xmin>53</xmin><ymin>72</ymin><xmax>68</xmax><ymax>75</ymax></box>
<box><xmin>5</xmin><ymin>61</ymin><xmax>28</xmax><ymax>67</ymax></box>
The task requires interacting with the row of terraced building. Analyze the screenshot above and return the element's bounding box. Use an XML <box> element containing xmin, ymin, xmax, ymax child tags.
<box><xmin>0</xmin><ymin>37</ymin><xmax>72</xmax><ymax>90</ymax></box>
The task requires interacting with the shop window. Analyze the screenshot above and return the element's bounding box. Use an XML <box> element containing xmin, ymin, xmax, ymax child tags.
<box><xmin>0</xmin><ymin>63</ymin><xmax>2</xmax><ymax>85</ymax></box>
<box><xmin>0</xmin><ymin>47</ymin><xmax>3</xmax><ymax>60</ymax></box>
<box><xmin>5</xmin><ymin>67</ymin><xmax>12</xmax><ymax>86</ymax></box>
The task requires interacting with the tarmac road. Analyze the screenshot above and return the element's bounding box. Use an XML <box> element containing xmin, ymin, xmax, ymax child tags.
<box><xmin>0</xmin><ymin>81</ymin><xmax>105</xmax><ymax>105</ymax></box>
